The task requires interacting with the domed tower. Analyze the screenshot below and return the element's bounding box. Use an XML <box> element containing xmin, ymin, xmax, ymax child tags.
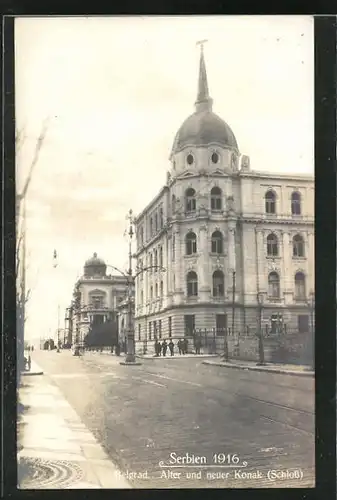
<box><xmin>169</xmin><ymin>43</ymin><xmax>239</xmax><ymax>177</ymax></box>
<box><xmin>83</xmin><ymin>252</ymin><xmax>107</xmax><ymax>278</ymax></box>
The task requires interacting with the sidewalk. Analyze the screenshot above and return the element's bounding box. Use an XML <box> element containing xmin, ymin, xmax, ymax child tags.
<box><xmin>17</xmin><ymin>360</ymin><xmax>132</xmax><ymax>489</ymax></box>
<box><xmin>136</xmin><ymin>353</ymin><xmax>218</xmax><ymax>360</ymax></box>
<box><xmin>202</xmin><ymin>357</ymin><xmax>314</xmax><ymax>377</ymax></box>
<box><xmin>21</xmin><ymin>359</ymin><xmax>44</xmax><ymax>376</ymax></box>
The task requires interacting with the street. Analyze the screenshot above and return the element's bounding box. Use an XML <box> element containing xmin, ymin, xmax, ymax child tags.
<box><xmin>32</xmin><ymin>350</ymin><xmax>315</xmax><ymax>488</ymax></box>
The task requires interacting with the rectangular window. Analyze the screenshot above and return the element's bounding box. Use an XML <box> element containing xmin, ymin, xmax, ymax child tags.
<box><xmin>298</xmin><ymin>315</ymin><xmax>309</xmax><ymax>333</ymax></box>
<box><xmin>153</xmin><ymin>320</ymin><xmax>157</xmax><ymax>339</ymax></box>
<box><xmin>172</xmin><ymin>236</ymin><xmax>175</xmax><ymax>261</ymax></box>
<box><xmin>149</xmin><ymin>322</ymin><xmax>152</xmax><ymax>341</ymax></box>
<box><xmin>158</xmin><ymin>319</ymin><xmax>162</xmax><ymax>339</ymax></box>
<box><xmin>184</xmin><ymin>315</ymin><xmax>195</xmax><ymax>337</ymax></box>
<box><xmin>160</xmin><ymin>281</ymin><xmax>163</xmax><ymax>296</ymax></box>
<box><xmin>168</xmin><ymin>317</ymin><xmax>172</xmax><ymax>338</ymax></box>
<box><xmin>216</xmin><ymin>314</ymin><xmax>227</xmax><ymax>336</ymax></box>
<box><xmin>138</xmin><ymin>324</ymin><xmax>141</xmax><ymax>341</ymax></box>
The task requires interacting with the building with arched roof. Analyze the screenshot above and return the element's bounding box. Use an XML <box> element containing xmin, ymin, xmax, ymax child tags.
<box><xmin>133</xmin><ymin>45</ymin><xmax>314</xmax><ymax>357</ymax></box>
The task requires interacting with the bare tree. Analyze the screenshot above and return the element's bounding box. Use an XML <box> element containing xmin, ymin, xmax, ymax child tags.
<box><xmin>16</xmin><ymin>119</ymin><xmax>49</xmax><ymax>374</ymax></box>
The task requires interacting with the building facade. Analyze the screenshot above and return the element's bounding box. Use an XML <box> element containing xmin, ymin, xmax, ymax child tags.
<box><xmin>68</xmin><ymin>253</ymin><xmax>130</xmax><ymax>346</ymax></box>
<box><xmin>133</xmin><ymin>46</ymin><xmax>314</xmax><ymax>352</ymax></box>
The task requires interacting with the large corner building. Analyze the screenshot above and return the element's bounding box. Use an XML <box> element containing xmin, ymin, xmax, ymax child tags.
<box><xmin>133</xmin><ymin>46</ymin><xmax>314</xmax><ymax>350</ymax></box>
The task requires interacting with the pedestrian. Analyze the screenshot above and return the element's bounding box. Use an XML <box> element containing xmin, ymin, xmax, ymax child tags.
<box><xmin>115</xmin><ymin>343</ymin><xmax>121</xmax><ymax>356</ymax></box>
<box><xmin>154</xmin><ymin>339</ymin><xmax>159</xmax><ymax>357</ymax></box>
<box><xmin>178</xmin><ymin>339</ymin><xmax>182</xmax><ymax>355</ymax></box>
<box><xmin>168</xmin><ymin>340</ymin><xmax>174</xmax><ymax>356</ymax></box>
<box><xmin>162</xmin><ymin>340</ymin><xmax>168</xmax><ymax>357</ymax></box>
<box><xmin>184</xmin><ymin>338</ymin><xmax>188</xmax><ymax>354</ymax></box>
<box><xmin>195</xmin><ymin>338</ymin><xmax>201</xmax><ymax>355</ymax></box>
<box><xmin>158</xmin><ymin>341</ymin><xmax>162</xmax><ymax>356</ymax></box>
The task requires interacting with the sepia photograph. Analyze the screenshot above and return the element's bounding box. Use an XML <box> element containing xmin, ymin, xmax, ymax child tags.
<box><xmin>15</xmin><ymin>15</ymin><xmax>315</xmax><ymax>489</ymax></box>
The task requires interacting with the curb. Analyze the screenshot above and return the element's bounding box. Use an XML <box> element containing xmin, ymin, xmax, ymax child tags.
<box><xmin>202</xmin><ymin>360</ymin><xmax>314</xmax><ymax>377</ymax></box>
<box><xmin>136</xmin><ymin>354</ymin><xmax>218</xmax><ymax>360</ymax></box>
<box><xmin>21</xmin><ymin>370</ymin><xmax>44</xmax><ymax>376</ymax></box>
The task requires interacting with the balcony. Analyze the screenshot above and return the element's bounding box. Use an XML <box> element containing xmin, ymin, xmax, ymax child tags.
<box><xmin>266</xmin><ymin>296</ymin><xmax>283</xmax><ymax>304</ymax></box>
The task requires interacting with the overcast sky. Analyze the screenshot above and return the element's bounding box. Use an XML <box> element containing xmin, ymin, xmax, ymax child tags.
<box><xmin>15</xmin><ymin>15</ymin><xmax>314</xmax><ymax>342</ymax></box>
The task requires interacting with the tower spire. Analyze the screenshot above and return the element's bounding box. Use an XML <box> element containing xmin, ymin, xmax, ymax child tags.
<box><xmin>195</xmin><ymin>40</ymin><xmax>213</xmax><ymax>112</ymax></box>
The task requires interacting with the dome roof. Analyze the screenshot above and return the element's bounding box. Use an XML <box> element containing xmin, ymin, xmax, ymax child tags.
<box><xmin>84</xmin><ymin>252</ymin><xmax>106</xmax><ymax>274</ymax></box>
<box><xmin>170</xmin><ymin>43</ymin><xmax>238</xmax><ymax>158</ymax></box>
<box><xmin>171</xmin><ymin>110</ymin><xmax>238</xmax><ymax>156</ymax></box>
<box><xmin>84</xmin><ymin>252</ymin><xmax>106</xmax><ymax>267</ymax></box>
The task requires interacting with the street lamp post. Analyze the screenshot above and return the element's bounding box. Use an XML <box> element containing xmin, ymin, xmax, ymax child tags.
<box><xmin>307</xmin><ymin>290</ymin><xmax>315</xmax><ymax>370</ymax></box>
<box><xmin>107</xmin><ymin>209</ymin><xmax>166</xmax><ymax>366</ymax></box>
<box><xmin>56</xmin><ymin>305</ymin><xmax>60</xmax><ymax>352</ymax></box>
<box><xmin>256</xmin><ymin>291</ymin><xmax>266</xmax><ymax>366</ymax></box>
<box><xmin>231</xmin><ymin>270</ymin><xmax>236</xmax><ymax>337</ymax></box>
<box><xmin>223</xmin><ymin>269</ymin><xmax>235</xmax><ymax>362</ymax></box>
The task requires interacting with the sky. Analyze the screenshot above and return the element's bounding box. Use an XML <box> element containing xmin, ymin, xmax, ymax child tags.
<box><xmin>15</xmin><ymin>15</ymin><xmax>314</xmax><ymax>342</ymax></box>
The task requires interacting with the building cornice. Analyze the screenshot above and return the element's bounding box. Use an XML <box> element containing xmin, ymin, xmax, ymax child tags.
<box><xmin>239</xmin><ymin>169</ymin><xmax>314</xmax><ymax>182</ymax></box>
<box><xmin>134</xmin><ymin>185</ymin><xmax>169</xmax><ymax>223</ymax></box>
<box><xmin>239</xmin><ymin>214</ymin><xmax>314</xmax><ymax>226</ymax></box>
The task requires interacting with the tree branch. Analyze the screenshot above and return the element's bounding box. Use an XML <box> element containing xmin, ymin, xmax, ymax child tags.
<box><xmin>20</xmin><ymin>117</ymin><xmax>50</xmax><ymax>201</ymax></box>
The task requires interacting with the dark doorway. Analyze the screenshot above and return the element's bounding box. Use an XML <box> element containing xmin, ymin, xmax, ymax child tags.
<box><xmin>216</xmin><ymin>314</ymin><xmax>227</xmax><ymax>336</ymax></box>
<box><xmin>184</xmin><ymin>315</ymin><xmax>195</xmax><ymax>336</ymax></box>
<box><xmin>298</xmin><ymin>314</ymin><xmax>309</xmax><ymax>333</ymax></box>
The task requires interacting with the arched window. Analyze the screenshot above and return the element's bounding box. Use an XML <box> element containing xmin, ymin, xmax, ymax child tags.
<box><xmin>150</xmin><ymin>217</ymin><xmax>153</xmax><ymax>235</ymax></box>
<box><xmin>211</xmin><ymin>231</ymin><xmax>223</xmax><ymax>254</ymax></box>
<box><xmin>159</xmin><ymin>207</ymin><xmax>164</xmax><ymax>228</ymax></box>
<box><xmin>265</xmin><ymin>190</ymin><xmax>276</xmax><ymax>214</ymax></box>
<box><xmin>211</xmin><ymin>187</ymin><xmax>222</xmax><ymax>211</ymax></box>
<box><xmin>267</xmin><ymin>233</ymin><xmax>279</xmax><ymax>256</ymax></box>
<box><xmin>140</xmin><ymin>227</ymin><xmax>144</xmax><ymax>245</ymax></box>
<box><xmin>172</xmin><ymin>236</ymin><xmax>175</xmax><ymax>261</ymax></box>
<box><xmin>159</xmin><ymin>246</ymin><xmax>163</xmax><ymax>267</ymax></box>
<box><xmin>155</xmin><ymin>213</ymin><xmax>158</xmax><ymax>232</ymax></box>
<box><xmin>293</xmin><ymin>234</ymin><xmax>304</xmax><ymax>257</ymax></box>
<box><xmin>187</xmin><ymin>271</ymin><xmax>198</xmax><ymax>297</ymax></box>
<box><xmin>268</xmin><ymin>272</ymin><xmax>280</xmax><ymax>298</ymax></box>
<box><xmin>185</xmin><ymin>232</ymin><xmax>197</xmax><ymax>255</ymax></box>
<box><xmin>213</xmin><ymin>270</ymin><xmax>224</xmax><ymax>297</ymax></box>
<box><xmin>291</xmin><ymin>192</ymin><xmax>301</xmax><ymax>215</ymax></box>
<box><xmin>160</xmin><ymin>281</ymin><xmax>163</xmax><ymax>296</ymax></box>
<box><xmin>155</xmin><ymin>283</ymin><xmax>158</xmax><ymax>297</ymax></box>
<box><xmin>295</xmin><ymin>272</ymin><xmax>306</xmax><ymax>299</ymax></box>
<box><xmin>149</xmin><ymin>253</ymin><xmax>153</xmax><ymax>269</ymax></box>
<box><xmin>185</xmin><ymin>188</ymin><xmax>196</xmax><ymax>213</ymax></box>
<box><xmin>150</xmin><ymin>286</ymin><xmax>153</xmax><ymax>300</ymax></box>
<box><xmin>154</xmin><ymin>249</ymin><xmax>158</xmax><ymax>268</ymax></box>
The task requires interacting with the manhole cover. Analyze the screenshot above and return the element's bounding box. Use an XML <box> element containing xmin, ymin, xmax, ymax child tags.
<box><xmin>18</xmin><ymin>457</ymin><xmax>85</xmax><ymax>489</ymax></box>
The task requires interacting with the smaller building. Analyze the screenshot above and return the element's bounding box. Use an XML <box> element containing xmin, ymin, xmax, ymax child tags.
<box><xmin>68</xmin><ymin>253</ymin><xmax>133</xmax><ymax>348</ymax></box>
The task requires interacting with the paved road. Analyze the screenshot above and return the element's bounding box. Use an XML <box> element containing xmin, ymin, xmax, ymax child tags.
<box><xmin>32</xmin><ymin>350</ymin><xmax>315</xmax><ymax>489</ymax></box>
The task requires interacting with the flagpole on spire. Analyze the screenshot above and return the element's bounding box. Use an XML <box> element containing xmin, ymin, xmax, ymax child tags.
<box><xmin>195</xmin><ymin>39</ymin><xmax>213</xmax><ymax>112</ymax></box>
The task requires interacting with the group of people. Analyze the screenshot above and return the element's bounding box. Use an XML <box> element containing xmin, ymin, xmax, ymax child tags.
<box><xmin>154</xmin><ymin>338</ymin><xmax>193</xmax><ymax>356</ymax></box>
<box><xmin>154</xmin><ymin>339</ymin><xmax>174</xmax><ymax>356</ymax></box>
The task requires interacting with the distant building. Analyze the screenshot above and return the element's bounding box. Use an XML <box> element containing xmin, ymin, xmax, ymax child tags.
<box><xmin>133</xmin><ymin>46</ymin><xmax>314</xmax><ymax>351</ymax></box>
<box><xmin>68</xmin><ymin>253</ymin><xmax>131</xmax><ymax>347</ymax></box>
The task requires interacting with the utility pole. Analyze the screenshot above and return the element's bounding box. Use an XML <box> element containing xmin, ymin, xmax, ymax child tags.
<box><xmin>124</xmin><ymin>209</ymin><xmax>137</xmax><ymax>363</ymax></box>
<box><xmin>232</xmin><ymin>270</ymin><xmax>236</xmax><ymax>338</ymax></box>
